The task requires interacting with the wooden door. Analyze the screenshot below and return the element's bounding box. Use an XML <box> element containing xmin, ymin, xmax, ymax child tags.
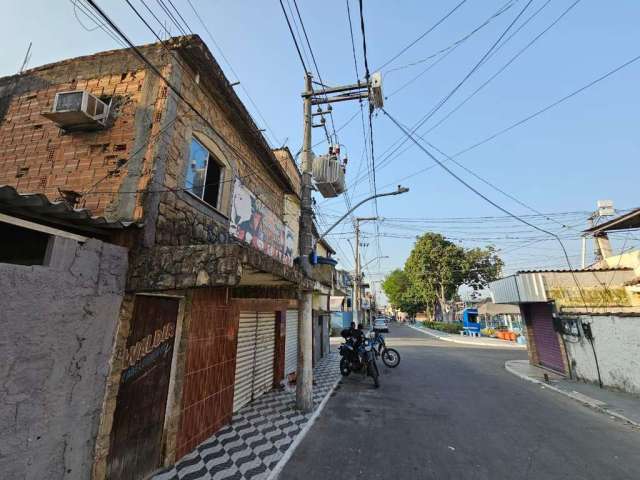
<box><xmin>107</xmin><ymin>296</ymin><xmax>179</xmax><ymax>480</ymax></box>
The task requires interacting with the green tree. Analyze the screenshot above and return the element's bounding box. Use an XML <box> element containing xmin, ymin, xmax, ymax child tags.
<box><xmin>404</xmin><ymin>233</ymin><xmax>503</xmax><ymax>321</ymax></box>
<box><xmin>381</xmin><ymin>269</ymin><xmax>425</xmax><ymax>317</ymax></box>
<box><xmin>381</xmin><ymin>269</ymin><xmax>410</xmax><ymax>307</ymax></box>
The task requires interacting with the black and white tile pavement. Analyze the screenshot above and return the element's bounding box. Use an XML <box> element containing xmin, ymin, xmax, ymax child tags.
<box><xmin>153</xmin><ymin>353</ymin><xmax>340</xmax><ymax>480</ymax></box>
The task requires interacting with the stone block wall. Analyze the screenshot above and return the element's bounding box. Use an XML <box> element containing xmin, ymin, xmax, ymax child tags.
<box><xmin>150</xmin><ymin>53</ymin><xmax>288</xmax><ymax>249</ymax></box>
<box><xmin>0</xmin><ymin>238</ymin><xmax>128</xmax><ymax>480</ymax></box>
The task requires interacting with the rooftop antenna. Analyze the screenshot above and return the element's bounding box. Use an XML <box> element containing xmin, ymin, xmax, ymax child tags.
<box><xmin>19</xmin><ymin>42</ymin><xmax>32</xmax><ymax>74</ymax></box>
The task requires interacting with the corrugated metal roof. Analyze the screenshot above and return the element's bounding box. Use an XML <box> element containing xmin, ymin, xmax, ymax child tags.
<box><xmin>583</xmin><ymin>208</ymin><xmax>640</xmax><ymax>234</ymax></box>
<box><xmin>0</xmin><ymin>185</ymin><xmax>136</xmax><ymax>231</ymax></box>
<box><xmin>516</xmin><ymin>267</ymin><xmax>632</xmax><ymax>273</ymax></box>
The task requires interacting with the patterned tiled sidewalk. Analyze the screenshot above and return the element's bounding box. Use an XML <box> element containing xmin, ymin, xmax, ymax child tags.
<box><xmin>153</xmin><ymin>353</ymin><xmax>340</xmax><ymax>480</ymax></box>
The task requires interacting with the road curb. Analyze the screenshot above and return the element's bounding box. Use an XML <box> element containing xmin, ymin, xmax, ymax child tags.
<box><xmin>504</xmin><ymin>361</ymin><xmax>640</xmax><ymax>428</ymax></box>
<box><xmin>408</xmin><ymin>324</ymin><xmax>526</xmax><ymax>349</ymax></box>
<box><xmin>267</xmin><ymin>376</ymin><xmax>342</xmax><ymax>480</ymax></box>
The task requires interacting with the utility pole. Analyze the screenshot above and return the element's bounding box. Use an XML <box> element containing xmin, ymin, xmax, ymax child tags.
<box><xmin>296</xmin><ymin>72</ymin><xmax>314</xmax><ymax>412</ymax></box>
<box><xmin>296</xmin><ymin>71</ymin><xmax>394</xmax><ymax>411</ymax></box>
<box><xmin>354</xmin><ymin>216</ymin><xmax>378</xmax><ymax>327</ymax></box>
<box><xmin>354</xmin><ymin>220</ymin><xmax>360</xmax><ymax>327</ymax></box>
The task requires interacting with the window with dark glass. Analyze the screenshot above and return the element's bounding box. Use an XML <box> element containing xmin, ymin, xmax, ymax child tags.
<box><xmin>185</xmin><ymin>138</ymin><xmax>223</xmax><ymax>209</ymax></box>
<box><xmin>0</xmin><ymin>222</ymin><xmax>51</xmax><ymax>265</ymax></box>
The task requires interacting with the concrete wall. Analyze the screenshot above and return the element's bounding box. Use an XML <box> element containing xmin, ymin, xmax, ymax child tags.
<box><xmin>564</xmin><ymin>315</ymin><xmax>640</xmax><ymax>394</ymax></box>
<box><xmin>0</xmin><ymin>237</ymin><xmax>127</xmax><ymax>480</ymax></box>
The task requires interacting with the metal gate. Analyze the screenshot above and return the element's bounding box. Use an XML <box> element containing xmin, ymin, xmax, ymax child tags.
<box><xmin>284</xmin><ymin>310</ymin><xmax>298</xmax><ymax>376</ymax></box>
<box><xmin>529</xmin><ymin>303</ymin><xmax>565</xmax><ymax>373</ymax></box>
<box><xmin>107</xmin><ymin>295</ymin><xmax>179</xmax><ymax>480</ymax></box>
<box><xmin>233</xmin><ymin>311</ymin><xmax>275</xmax><ymax>412</ymax></box>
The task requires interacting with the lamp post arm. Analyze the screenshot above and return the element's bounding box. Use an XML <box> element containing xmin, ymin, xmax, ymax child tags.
<box><xmin>316</xmin><ymin>186</ymin><xmax>409</xmax><ymax>245</ymax></box>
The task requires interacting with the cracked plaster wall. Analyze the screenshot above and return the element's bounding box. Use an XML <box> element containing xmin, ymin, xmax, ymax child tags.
<box><xmin>0</xmin><ymin>237</ymin><xmax>127</xmax><ymax>480</ymax></box>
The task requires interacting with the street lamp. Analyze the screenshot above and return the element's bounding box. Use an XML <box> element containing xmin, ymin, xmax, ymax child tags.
<box><xmin>316</xmin><ymin>185</ymin><xmax>409</xmax><ymax>244</ymax></box>
<box><xmin>361</xmin><ymin>255</ymin><xmax>389</xmax><ymax>270</ymax></box>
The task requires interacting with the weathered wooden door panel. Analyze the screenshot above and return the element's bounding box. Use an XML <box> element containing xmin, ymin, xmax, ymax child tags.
<box><xmin>107</xmin><ymin>295</ymin><xmax>179</xmax><ymax>480</ymax></box>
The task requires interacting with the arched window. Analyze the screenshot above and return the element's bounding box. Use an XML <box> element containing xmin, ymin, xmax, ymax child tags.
<box><xmin>184</xmin><ymin>134</ymin><xmax>233</xmax><ymax>215</ymax></box>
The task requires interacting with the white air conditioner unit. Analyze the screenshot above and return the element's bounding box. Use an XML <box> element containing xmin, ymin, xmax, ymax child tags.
<box><xmin>42</xmin><ymin>91</ymin><xmax>109</xmax><ymax>131</ymax></box>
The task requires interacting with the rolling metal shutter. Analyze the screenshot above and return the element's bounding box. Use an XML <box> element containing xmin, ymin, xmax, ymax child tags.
<box><xmin>233</xmin><ymin>312</ymin><xmax>258</xmax><ymax>412</ymax></box>
<box><xmin>253</xmin><ymin>312</ymin><xmax>276</xmax><ymax>399</ymax></box>
<box><xmin>285</xmin><ymin>310</ymin><xmax>298</xmax><ymax>376</ymax></box>
<box><xmin>529</xmin><ymin>303</ymin><xmax>565</xmax><ymax>373</ymax></box>
<box><xmin>233</xmin><ymin>311</ymin><xmax>276</xmax><ymax>412</ymax></box>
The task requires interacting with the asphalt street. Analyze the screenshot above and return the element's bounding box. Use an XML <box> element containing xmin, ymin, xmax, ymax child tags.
<box><xmin>278</xmin><ymin>323</ymin><xmax>640</xmax><ymax>480</ymax></box>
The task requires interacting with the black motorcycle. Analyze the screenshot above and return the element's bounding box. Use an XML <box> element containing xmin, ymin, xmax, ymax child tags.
<box><xmin>370</xmin><ymin>330</ymin><xmax>401</xmax><ymax>368</ymax></box>
<box><xmin>338</xmin><ymin>336</ymin><xmax>380</xmax><ymax>388</ymax></box>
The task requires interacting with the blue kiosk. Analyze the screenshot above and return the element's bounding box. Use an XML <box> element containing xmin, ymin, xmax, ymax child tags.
<box><xmin>462</xmin><ymin>308</ymin><xmax>480</xmax><ymax>336</ymax></box>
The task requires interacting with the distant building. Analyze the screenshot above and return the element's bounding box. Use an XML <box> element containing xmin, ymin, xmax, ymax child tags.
<box><xmin>489</xmin><ymin>207</ymin><xmax>640</xmax><ymax>394</ymax></box>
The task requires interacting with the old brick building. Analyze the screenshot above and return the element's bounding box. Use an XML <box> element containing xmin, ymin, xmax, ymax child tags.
<box><xmin>0</xmin><ymin>36</ymin><xmax>334</xmax><ymax>479</ymax></box>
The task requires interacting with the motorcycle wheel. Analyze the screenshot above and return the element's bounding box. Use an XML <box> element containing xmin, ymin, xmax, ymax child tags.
<box><xmin>340</xmin><ymin>357</ymin><xmax>351</xmax><ymax>376</ymax></box>
<box><xmin>382</xmin><ymin>348</ymin><xmax>401</xmax><ymax>368</ymax></box>
<box><xmin>368</xmin><ymin>360</ymin><xmax>380</xmax><ymax>388</ymax></box>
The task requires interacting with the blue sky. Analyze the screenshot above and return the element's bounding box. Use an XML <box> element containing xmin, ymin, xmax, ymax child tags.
<box><xmin>3</xmin><ymin>1</ymin><xmax>639</xmax><ymax>300</ymax></box>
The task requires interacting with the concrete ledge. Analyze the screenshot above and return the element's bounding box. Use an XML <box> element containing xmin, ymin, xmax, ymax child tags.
<box><xmin>409</xmin><ymin>325</ymin><xmax>526</xmax><ymax>349</ymax></box>
<box><xmin>505</xmin><ymin>360</ymin><xmax>640</xmax><ymax>428</ymax></box>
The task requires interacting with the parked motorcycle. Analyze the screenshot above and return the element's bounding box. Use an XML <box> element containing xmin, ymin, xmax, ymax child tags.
<box><xmin>370</xmin><ymin>330</ymin><xmax>401</xmax><ymax>368</ymax></box>
<box><xmin>338</xmin><ymin>336</ymin><xmax>380</xmax><ymax>388</ymax></box>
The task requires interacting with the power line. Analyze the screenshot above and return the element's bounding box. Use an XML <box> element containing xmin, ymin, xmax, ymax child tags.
<box><xmin>385</xmin><ymin>0</ymin><xmax>516</xmax><ymax>77</ymax></box>
<box><xmin>70</xmin><ymin>0</ymin><xmax>128</xmax><ymax>48</ymax></box>
<box><xmin>154</xmin><ymin>0</ymin><xmax>187</xmax><ymax>35</ymax></box>
<box><xmin>453</xmin><ymin>50</ymin><xmax>640</xmax><ymax>157</ymax></box>
<box><xmin>137</xmin><ymin>0</ymin><xmax>173</xmax><ymax>38</ymax></box>
<box><xmin>278</xmin><ymin>0</ymin><xmax>308</xmax><ymax>74</ymax></box>
<box><xmin>423</xmin><ymin>0</ymin><xmax>579</xmax><ymax>136</ymax></box>
<box><xmin>83</xmin><ymin>1</ymin><xmax>296</xmax><ymax>206</ymax></box>
<box><xmin>382</xmin><ymin>107</ymin><xmax>592</xmax><ymax>310</ymax></box>
<box><xmin>185</xmin><ymin>0</ymin><xmax>282</xmax><ymax>146</ymax></box>
<box><xmin>356</xmin><ymin>0</ymin><xmax>381</xmax><ymax>265</ymax></box>
<box><xmin>165</xmin><ymin>0</ymin><xmax>193</xmax><ymax>33</ymax></box>
<box><xmin>337</xmin><ymin>0</ymin><xmax>535</xmax><ymax>197</ymax></box>
<box><xmin>290</xmin><ymin>0</ymin><xmax>338</xmax><ymax>142</ymax></box>
<box><xmin>387</xmin><ymin>0</ymin><xmax>518</xmax><ymax>98</ymax></box>
<box><xmin>337</xmin><ymin>47</ymin><xmax>640</xmax><ymax>206</ymax></box>
<box><xmin>376</xmin><ymin>0</ymin><xmax>469</xmax><ymax>72</ymax></box>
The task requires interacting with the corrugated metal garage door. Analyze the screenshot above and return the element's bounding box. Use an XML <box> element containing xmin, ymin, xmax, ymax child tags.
<box><xmin>285</xmin><ymin>310</ymin><xmax>298</xmax><ymax>376</ymax></box>
<box><xmin>253</xmin><ymin>312</ymin><xmax>276</xmax><ymax>399</ymax></box>
<box><xmin>529</xmin><ymin>303</ymin><xmax>565</xmax><ymax>373</ymax></box>
<box><xmin>233</xmin><ymin>311</ymin><xmax>275</xmax><ymax>412</ymax></box>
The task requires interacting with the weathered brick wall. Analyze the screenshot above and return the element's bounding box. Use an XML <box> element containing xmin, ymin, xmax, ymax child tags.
<box><xmin>0</xmin><ymin>44</ymin><xmax>171</xmax><ymax>220</ymax></box>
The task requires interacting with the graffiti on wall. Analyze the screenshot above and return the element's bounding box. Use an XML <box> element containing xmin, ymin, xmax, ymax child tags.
<box><xmin>229</xmin><ymin>178</ymin><xmax>297</xmax><ymax>266</ymax></box>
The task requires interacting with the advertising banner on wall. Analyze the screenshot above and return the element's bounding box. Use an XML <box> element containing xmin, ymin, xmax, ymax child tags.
<box><xmin>229</xmin><ymin>178</ymin><xmax>297</xmax><ymax>266</ymax></box>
